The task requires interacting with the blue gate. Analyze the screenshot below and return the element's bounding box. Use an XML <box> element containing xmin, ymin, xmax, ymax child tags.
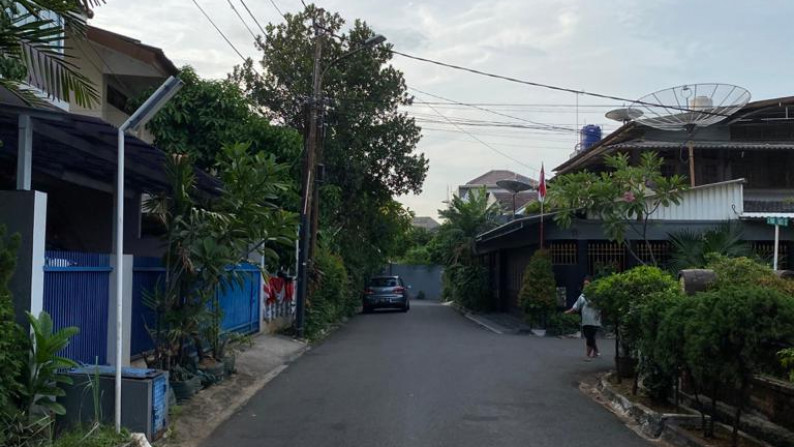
<box><xmin>43</xmin><ymin>251</ymin><xmax>111</xmax><ymax>365</ymax></box>
<box><xmin>217</xmin><ymin>264</ymin><xmax>261</xmax><ymax>334</ymax></box>
<box><xmin>131</xmin><ymin>257</ymin><xmax>165</xmax><ymax>357</ymax></box>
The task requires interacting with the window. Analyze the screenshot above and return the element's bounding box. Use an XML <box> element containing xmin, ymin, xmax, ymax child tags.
<box><xmin>635</xmin><ymin>241</ymin><xmax>671</xmax><ymax>265</ymax></box>
<box><xmin>107</xmin><ymin>84</ymin><xmax>129</xmax><ymax>112</ymax></box>
<box><xmin>548</xmin><ymin>241</ymin><xmax>577</xmax><ymax>265</ymax></box>
<box><xmin>753</xmin><ymin>241</ymin><xmax>789</xmax><ymax>269</ymax></box>
<box><xmin>588</xmin><ymin>242</ymin><xmax>625</xmax><ymax>275</ymax></box>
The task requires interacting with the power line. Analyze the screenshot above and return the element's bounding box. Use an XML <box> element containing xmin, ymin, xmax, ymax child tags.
<box><xmin>189</xmin><ymin>0</ymin><xmax>247</xmax><ymax>62</ymax></box>
<box><xmin>225</xmin><ymin>0</ymin><xmax>258</xmax><ymax>40</ymax></box>
<box><xmin>413</xmin><ymin>101</ymin><xmax>622</xmax><ymax>108</ymax></box>
<box><xmin>267</xmin><ymin>0</ymin><xmax>286</xmax><ymax>19</ymax></box>
<box><xmin>409</xmin><ymin>86</ymin><xmax>576</xmax><ymax>133</ymax></box>
<box><xmin>392</xmin><ymin>50</ymin><xmax>728</xmax><ymax>117</ymax></box>
<box><xmin>415</xmin><ymin>94</ymin><xmax>540</xmax><ymax>173</ymax></box>
<box><xmin>238</xmin><ymin>0</ymin><xmax>269</xmax><ymax>36</ymax></box>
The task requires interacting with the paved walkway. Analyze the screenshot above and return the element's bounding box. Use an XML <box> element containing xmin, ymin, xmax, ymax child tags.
<box><xmin>200</xmin><ymin>300</ymin><xmax>650</xmax><ymax>447</ymax></box>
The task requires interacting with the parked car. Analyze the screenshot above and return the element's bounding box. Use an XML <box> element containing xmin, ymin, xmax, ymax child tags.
<box><xmin>362</xmin><ymin>276</ymin><xmax>410</xmax><ymax>313</ymax></box>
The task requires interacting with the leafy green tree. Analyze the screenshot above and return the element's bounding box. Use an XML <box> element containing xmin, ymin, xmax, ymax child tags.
<box><xmin>668</xmin><ymin>221</ymin><xmax>751</xmax><ymax>271</ymax></box>
<box><xmin>552</xmin><ymin>152</ymin><xmax>688</xmax><ymax>265</ymax></box>
<box><xmin>518</xmin><ymin>249</ymin><xmax>556</xmax><ymax>328</ymax></box>
<box><xmin>136</xmin><ymin>66</ymin><xmax>302</xmax><ymax>173</ymax></box>
<box><xmin>1</xmin><ymin>0</ymin><xmax>101</xmax><ymax>106</ymax></box>
<box><xmin>231</xmin><ymin>4</ymin><xmax>428</xmax><ymax>288</ymax></box>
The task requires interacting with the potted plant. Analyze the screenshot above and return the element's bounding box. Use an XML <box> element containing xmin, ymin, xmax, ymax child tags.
<box><xmin>168</xmin><ymin>366</ymin><xmax>202</xmax><ymax>402</ymax></box>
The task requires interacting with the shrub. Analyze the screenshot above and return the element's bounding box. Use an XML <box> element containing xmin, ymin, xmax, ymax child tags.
<box><xmin>685</xmin><ymin>285</ymin><xmax>794</xmax><ymax>445</ymax></box>
<box><xmin>636</xmin><ymin>289</ymin><xmax>686</xmax><ymax>401</ymax></box>
<box><xmin>518</xmin><ymin>250</ymin><xmax>556</xmax><ymax>328</ymax></box>
<box><xmin>0</xmin><ymin>226</ymin><xmax>24</xmax><ymax>423</ymax></box>
<box><xmin>586</xmin><ymin>266</ymin><xmax>678</xmax><ymax>358</ymax></box>
<box><xmin>305</xmin><ymin>248</ymin><xmax>352</xmax><ymax>339</ymax></box>
<box><xmin>447</xmin><ymin>264</ymin><xmax>492</xmax><ymax>312</ymax></box>
<box><xmin>779</xmin><ymin>348</ymin><xmax>794</xmax><ymax>382</ymax></box>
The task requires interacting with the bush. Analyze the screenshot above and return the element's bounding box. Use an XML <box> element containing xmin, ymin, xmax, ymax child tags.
<box><xmin>586</xmin><ymin>266</ymin><xmax>678</xmax><ymax>358</ymax></box>
<box><xmin>446</xmin><ymin>264</ymin><xmax>492</xmax><ymax>312</ymax></box>
<box><xmin>0</xmin><ymin>226</ymin><xmax>24</xmax><ymax>423</ymax></box>
<box><xmin>636</xmin><ymin>289</ymin><xmax>687</xmax><ymax>401</ymax></box>
<box><xmin>708</xmin><ymin>255</ymin><xmax>794</xmax><ymax>295</ymax></box>
<box><xmin>305</xmin><ymin>248</ymin><xmax>352</xmax><ymax>339</ymax></box>
<box><xmin>518</xmin><ymin>250</ymin><xmax>556</xmax><ymax>328</ymax></box>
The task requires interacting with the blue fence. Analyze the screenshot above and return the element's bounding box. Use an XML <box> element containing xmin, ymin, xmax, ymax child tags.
<box><xmin>131</xmin><ymin>257</ymin><xmax>165</xmax><ymax>357</ymax></box>
<box><xmin>217</xmin><ymin>264</ymin><xmax>261</xmax><ymax>334</ymax></box>
<box><xmin>43</xmin><ymin>251</ymin><xmax>111</xmax><ymax>365</ymax></box>
<box><xmin>129</xmin><ymin>261</ymin><xmax>261</xmax><ymax>357</ymax></box>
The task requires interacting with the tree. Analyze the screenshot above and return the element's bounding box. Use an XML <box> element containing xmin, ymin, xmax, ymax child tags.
<box><xmin>231</xmin><ymin>4</ymin><xmax>428</xmax><ymax>287</ymax></box>
<box><xmin>518</xmin><ymin>249</ymin><xmax>556</xmax><ymax>328</ymax></box>
<box><xmin>552</xmin><ymin>152</ymin><xmax>688</xmax><ymax>265</ymax></box>
<box><xmin>1</xmin><ymin>0</ymin><xmax>101</xmax><ymax>107</ymax></box>
<box><xmin>136</xmin><ymin>66</ymin><xmax>302</xmax><ymax>173</ymax></box>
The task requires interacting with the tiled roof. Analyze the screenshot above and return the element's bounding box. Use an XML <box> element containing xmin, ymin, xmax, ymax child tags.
<box><xmin>744</xmin><ymin>200</ymin><xmax>794</xmax><ymax>213</ymax></box>
<box><xmin>466</xmin><ymin>170</ymin><xmax>538</xmax><ymax>187</ymax></box>
<box><xmin>412</xmin><ymin>216</ymin><xmax>440</xmax><ymax>230</ymax></box>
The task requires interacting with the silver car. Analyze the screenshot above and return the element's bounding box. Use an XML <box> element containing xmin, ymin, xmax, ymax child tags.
<box><xmin>362</xmin><ymin>276</ymin><xmax>410</xmax><ymax>313</ymax></box>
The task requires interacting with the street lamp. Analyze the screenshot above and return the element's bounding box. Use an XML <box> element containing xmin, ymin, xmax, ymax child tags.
<box><xmin>294</xmin><ymin>33</ymin><xmax>387</xmax><ymax>338</ymax></box>
<box><xmin>115</xmin><ymin>75</ymin><xmax>183</xmax><ymax>433</ymax></box>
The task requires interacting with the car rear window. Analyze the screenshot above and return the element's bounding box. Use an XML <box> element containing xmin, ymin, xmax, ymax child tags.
<box><xmin>370</xmin><ymin>278</ymin><xmax>399</xmax><ymax>287</ymax></box>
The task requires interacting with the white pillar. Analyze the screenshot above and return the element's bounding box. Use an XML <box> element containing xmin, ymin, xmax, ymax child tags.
<box><xmin>773</xmin><ymin>224</ymin><xmax>780</xmax><ymax>271</ymax></box>
<box><xmin>17</xmin><ymin>114</ymin><xmax>32</xmax><ymax>191</ymax></box>
<box><xmin>30</xmin><ymin>192</ymin><xmax>47</xmax><ymax>318</ymax></box>
<box><xmin>107</xmin><ymin>254</ymin><xmax>133</xmax><ymax>367</ymax></box>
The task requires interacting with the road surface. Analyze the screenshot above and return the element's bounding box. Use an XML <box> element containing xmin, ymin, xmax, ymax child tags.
<box><xmin>202</xmin><ymin>300</ymin><xmax>650</xmax><ymax>447</ymax></box>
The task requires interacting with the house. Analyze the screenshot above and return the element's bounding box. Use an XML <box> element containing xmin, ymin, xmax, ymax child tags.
<box><xmin>0</xmin><ymin>24</ymin><xmax>229</xmax><ymax>367</ymax></box>
<box><xmin>412</xmin><ymin>216</ymin><xmax>440</xmax><ymax>231</ymax></box>
<box><xmin>475</xmin><ymin>95</ymin><xmax>794</xmax><ymax>314</ymax></box>
<box><xmin>458</xmin><ymin>170</ymin><xmax>538</xmax><ymax>215</ymax></box>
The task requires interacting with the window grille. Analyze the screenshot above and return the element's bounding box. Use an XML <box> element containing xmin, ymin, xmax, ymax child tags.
<box><xmin>588</xmin><ymin>242</ymin><xmax>625</xmax><ymax>275</ymax></box>
<box><xmin>635</xmin><ymin>241</ymin><xmax>671</xmax><ymax>265</ymax></box>
<box><xmin>548</xmin><ymin>242</ymin><xmax>577</xmax><ymax>265</ymax></box>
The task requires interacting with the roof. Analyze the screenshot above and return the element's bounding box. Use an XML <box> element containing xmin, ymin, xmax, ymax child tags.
<box><xmin>605</xmin><ymin>140</ymin><xmax>794</xmax><ymax>151</ymax></box>
<box><xmin>412</xmin><ymin>216</ymin><xmax>440</xmax><ymax>230</ymax></box>
<box><xmin>491</xmin><ymin>191</ymin><xmax>536</xmax><ymax>210</ymax></box>
<box><xmin>86</xmin><ymin>26</ymin><xmax>178</xmax><ymax>76</ymax></box>
<box><xmin>744</xmin><ymin>200</ymin><xmax>794</xmax><ymax>213</ymax></box>
<box><xmin>476</xmin><ymin>212</ymin><xmax>562</xmax><ymax>243</ymax></box>
<box><xmin>465</xmin><ymin>170</ymin><xmax>538</xmax><ymax>187</ymax></box>
<box><xmin>0</xmin><ymin>96</ymin><xmax>219</xmax><ymax>194</ymax></box>
<box><xmin>555</xmin><ymin>94</ymin><xmax>794</xmax><ymax>175</ymax></box>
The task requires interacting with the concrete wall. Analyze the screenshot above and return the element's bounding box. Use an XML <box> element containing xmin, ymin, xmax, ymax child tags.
<box><xmin>382</xmin><ymin>264</ymin><xmax>444</xmax><ymax>301</ymax></box>
<box><xmin>0</xmin><ymin>190</ymin><xmax>47</xmax><ymax>325</ymax></box>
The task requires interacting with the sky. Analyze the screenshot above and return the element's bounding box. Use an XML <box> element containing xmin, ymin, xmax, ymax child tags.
<box><xmin>90</xmin><ymin>0</ymin><xmax>794</xmax><ymax>220</ymax></box>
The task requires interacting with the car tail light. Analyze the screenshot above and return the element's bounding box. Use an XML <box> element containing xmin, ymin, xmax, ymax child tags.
<box><xmin>393</xmin><ymin>286</ymin><xmax>405</xmax><ymax>293</ymax></box>
<box><xmin>365</xmin><ymin>288</ymin><xmax>374</xmax><ymax>295</ymax></box>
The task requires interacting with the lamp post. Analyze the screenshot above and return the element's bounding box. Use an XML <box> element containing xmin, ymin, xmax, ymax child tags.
<box><xmin>115</xmin><ymin>75</ymin><xmax>182</xmax><ymax>433</ymax></box>
<box><xmin>294</xmin><ymin>32</ymin><xmax>386</xmax><ymax>339</ymax></box>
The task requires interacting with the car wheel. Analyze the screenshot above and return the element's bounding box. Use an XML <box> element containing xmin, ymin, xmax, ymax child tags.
<box><xmin>362</xmin><ymin>306</ymin><xmax>372</xmax><ymax>314</ymax></box>
<box><xmin>402</xmin><ymin>303</ymin><xmax>409</xmax><ymax>312</ymax></box>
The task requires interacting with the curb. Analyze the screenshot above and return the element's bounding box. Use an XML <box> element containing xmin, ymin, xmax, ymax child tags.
<box><xmin>442</xmin><ymin>301</ymin><xmax>506</xmax><ymax>335</ymax></box>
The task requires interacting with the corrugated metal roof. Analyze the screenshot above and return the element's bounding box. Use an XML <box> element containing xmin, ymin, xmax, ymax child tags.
<box><xmin>642</xmin><ymin>179</ymin><xmax>745</xmax><ymax>221</ymax></box>
<box><xmin>606</xmin><ymin>140</ymin><xmax>794</xmax><ymax>150</ymax></box>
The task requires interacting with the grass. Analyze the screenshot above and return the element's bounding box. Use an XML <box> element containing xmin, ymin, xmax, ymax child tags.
<box><xmin>52</xmin><ymin>425</ymin><xmax>129</xmax><ymax>447</ymax></box>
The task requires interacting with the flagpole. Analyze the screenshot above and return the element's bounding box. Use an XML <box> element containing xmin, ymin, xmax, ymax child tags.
<box><xmin>540</xmin><ymin>200</ymin><xmax>544</xmax><ymax>249</ymax></box>
<box><xmin>538</xmin><ymin>163</ymin><xmax>546</xmax><ymax>249</ymax></box>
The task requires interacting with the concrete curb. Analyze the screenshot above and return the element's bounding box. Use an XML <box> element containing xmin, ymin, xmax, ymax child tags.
<box><xmin>442</xmin><ymin>301</ymin><xmax>506</xmax><ymax>335</ymax></box>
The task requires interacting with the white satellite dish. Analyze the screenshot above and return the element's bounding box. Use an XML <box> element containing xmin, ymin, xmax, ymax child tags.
<box><xmin>628</xmin><ymin>83</ymin><xmax>751</xmax><ymax>131</ymax></box>
<box><xmin>627</xmin><ymin>83</ymin><xmax>751</xmax><ymax>187</ymax></box>
<box><xmin>605</xmin><ymin>108</ymin><xmax>643</xmax><ymax>123</ymax></box>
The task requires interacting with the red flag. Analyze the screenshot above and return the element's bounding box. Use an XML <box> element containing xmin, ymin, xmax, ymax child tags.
<box><xmin>538</xmin><ymin>163</ymin><xmax>547</xmax><ymax>203</ymax></box>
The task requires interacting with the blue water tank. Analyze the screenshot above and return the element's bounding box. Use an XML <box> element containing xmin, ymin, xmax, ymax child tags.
<box><xmin>580</xmin><ymin>125</ymin><xmax>602</xmax><ymax>151</ymax></box>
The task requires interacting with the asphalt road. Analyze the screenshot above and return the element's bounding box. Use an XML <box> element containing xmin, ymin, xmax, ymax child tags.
<box><xmin>202</xmin><ymin>300</ymin><xmax>651</xmax><ymax>447</ymax></box>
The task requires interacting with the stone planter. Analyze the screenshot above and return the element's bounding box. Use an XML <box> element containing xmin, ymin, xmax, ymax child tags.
<box><xmin>171</xmin><ymin>375</ymin><xmax>202</xmax><ymax>403</ymax></box>
<box><xmin>223</xmin><ymin>354</ymin><xmax>237</xmax><ymax>376</ymax></box>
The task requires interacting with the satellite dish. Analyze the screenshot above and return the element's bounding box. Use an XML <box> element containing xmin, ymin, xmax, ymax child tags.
<box><xmin>628</xmin><ymin>83</ymin><xmax>751</xmax><ymax>131</ymax></box>
<box><xmin>496</xmin><ymin>178</ymin><xmax>534</xmax><ymax>219</ymax></box>
<box><xmin>605</xmin><ymin>108</ymin><xmax>643</xmax><ymax>123</ymax></box>
<box><xmin>496</xmin><ymin>179</ymin><xmax>533</xmax><ymax>194</ymax></box>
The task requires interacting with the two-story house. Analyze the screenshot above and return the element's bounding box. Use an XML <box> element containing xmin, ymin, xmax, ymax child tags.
<box><xmin>474</xmin><ymin>95</ymin><xmax>794</xmax><ymax>313</ymax></box>
<box><xmin>458</xmin><ymin>170</ymin><xmax>538</xmax><ymax>216</ymax></box>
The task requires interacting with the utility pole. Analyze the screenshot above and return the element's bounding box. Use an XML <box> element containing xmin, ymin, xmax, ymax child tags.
<box><xmin>295</xmin><ymin>16</ymin><xmax>324</xmax><ymax>339</ymax></box>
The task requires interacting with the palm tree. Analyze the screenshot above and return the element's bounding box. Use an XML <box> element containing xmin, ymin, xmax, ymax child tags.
<box><xmin>668</xmin><ymin>221</ymin><xmax>751</xmax><ymax>271</ymax></box>
<box><xmin>1</xmin><ymin>0</ymin><xmax>102</xmax><ymax>107</ymax></box>
<box><xmin>437</xmin><ymin>187</ymin><xmax>502</xmax><ymax>265</ymax></box>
